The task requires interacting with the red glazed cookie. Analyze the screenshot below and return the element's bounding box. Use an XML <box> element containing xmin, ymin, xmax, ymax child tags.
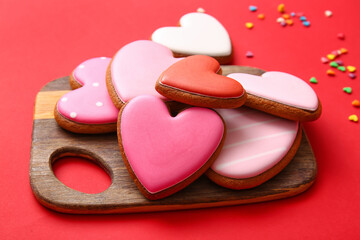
<box><xmin>118</xmin><ymin>95</ymin><xmax>225</xmax><ymax>200</ymax></box>
<box><xmin>155</xmin><ymin>55</ymin><xmax>247</xmax><ymax>108</ymax></box>
<box><xmin>54</xmin><ymin>57</ymin><xmax>119</xmax><ymax>134</ymax></box>
<box><xmin>207</xmin><ymin>107</ymin><xmax>302</xmax><ymax>189</ymax></box>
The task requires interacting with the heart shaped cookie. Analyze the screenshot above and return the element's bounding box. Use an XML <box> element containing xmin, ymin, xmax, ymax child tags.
<box><xmin>106</xmin><ymin>40</ymin><xmax>182</xmax><ymax>109</ymax></box>
<box><xmin>207</xmin><ymin>107</ymin><xmax>301</xmax><ymax>189</ymax></box>
<box><xmin>55</xmin><ymin>57</ymin><xmax>119</xmax><ymax>134</ymax></box>
<box><xmin>156</xmin><ymin>55</ymin><xmax>246</xmax><ymax>108</ymax></box>
<box><xmin>118</xmin><ymin>95</ymin><xmax>225</xmax><ymax>200</ymax></box>
<box><xmin>151</xmin><ymin>12</ymin><xmax>232</xmax><ymax>64</ymax></box>
<box><xmin>228</xmin><ymin>71</ymin><xmax>322</xmax><ymax>121</ymax></box>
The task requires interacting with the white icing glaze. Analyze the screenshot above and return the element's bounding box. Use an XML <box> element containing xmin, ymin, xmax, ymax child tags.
<box><xmin>151</xmin><ymin>12</ymin><xmax>232</xmax><ymax>56</ymax></box>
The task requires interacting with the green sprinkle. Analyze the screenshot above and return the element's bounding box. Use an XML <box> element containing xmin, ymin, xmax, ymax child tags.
<box><xmin>343</xmin><ymin>87</ymin><xmax>352</xmax><ymax>94</ymax></box>
<box><xmin>310</xmin><ymin>77</ymin><xmax>318</xmax><ymax>84</ymax></box>
<box><xmin>338</xmin><ymin>66</ymin><xmax>346</xmax><ymax>72</ymax></box>
<box><xmin>330</xmin><ymin>61</ymin><xmax>338</xmax><ymax>68</ymax></box>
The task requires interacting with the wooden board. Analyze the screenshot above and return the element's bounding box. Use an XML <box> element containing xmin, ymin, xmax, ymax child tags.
<box><xmin>30</xmin><ymin>66</ymin><xmax>317</xmax><ymax>214</ymax></box>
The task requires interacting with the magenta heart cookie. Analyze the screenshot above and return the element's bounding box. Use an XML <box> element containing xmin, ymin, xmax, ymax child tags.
<box><xmin>106</xmin><ymin>40</ymin><xmax>182</xmax><ymax>109</ymax></box>
<box><xmin>55</xmin><ymin>57</ymin><xmax>119</xmax><ymax>134</ymax></box>
<box><xmin>118</xmin><ymin>95</ymin><xmax>225</xmax><ymax>200</ymax></box>
<box><xmin>207</xmin><ymin>107</ymin><xmax>301</xmax><ymax>190</ymax></box>
<box><xmin>228</xmin><ymin>71</ymin><xmax>322</xmax><ymax>121</ymax></box>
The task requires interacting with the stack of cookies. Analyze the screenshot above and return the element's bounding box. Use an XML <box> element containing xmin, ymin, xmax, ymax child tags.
<box><xmin>54</xmin><ymin>12</ymin><xmax>321</xmax><ymax>200</ymax></box>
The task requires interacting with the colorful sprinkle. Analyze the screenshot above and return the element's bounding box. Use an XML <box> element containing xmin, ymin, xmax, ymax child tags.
<box><xmin>249</xmin><ymin>5</ymin><xmax>257</xmax><ymax>12</ymax></box>
<box><xmin>197</xmin><ymin>8</ymin><xmax>205</xmax><ymax>13</ymax></box>
<box><xmin>303</xmin><ymin>21</ymin><xmax>310</xmax><ymax>27</ymax></box>
<box><xmin>337</xmin><ymin>33</ymin><xmax>345</xmax><ymax>40</ymax></box>
<box><xmin>245</xmin><ymin>51</ymin><xmax>254</xmax><ymax>58</ymax></box>
<box><xmin>335</xmin><ymin>60</ymin><xmax>344</xmax><ymax>66</ymax></box>
<box><xmin>300</xmin><ymin>16</ymin><xmax>307</xmax><ymax>21</ymax></box>
<box><xmin>352</xmin><ymin>100</ymin><xmax>360</xmax><ymax>107</ymax></box>
<box><xmin>278</xmin><ymin>3</ymin><xmax>285</xmax><ymax>13</ymax></box>
<box><xmin>277</xmin><ymin>17</ymin><xmax>285</xmax><ymax>23</ymax></box>
<box><xmin>338</xmin><ymin>66</ymin><xmax>346</xmax><ymax>72</ymax></box>
<box><xmin>258</xmin><ymin>13</ymin><xmax>265</xmax><ymax>19</ymax></box>
<box><xmin>330</xmin><ymin>61</ymin><xmax>339</xmax><ymax>68</ymax></box>
<box><xmin>349</xmin><ymin>73</ymin><xmax>357</xmax><ymax>79</ymax></box>
<box><xmin>286</xmin><ymin>19</ymin><xmax>293</xmax><ymax>25</ymax></box>
<box><xmin>282</xmin><ymin>14</ymin><xmax>290</xmax><ymax>19</ymax></box>
<box><xmin>325</xmin><ymin>10</ymin><xmax>332</xmax><ymax>17</ymax></box>
<box><xmin>327</xmin><ymin>54</ymin><xmax>336</xmax><ymax>60</ymax></box>
<box><xmin>347</xmin><ymin>66</ymin><xmax>356</xmax><ymax>73</ymax></box>
<box><xmin>340</xmin><ymin>48</ymin><xmax>348</xmax><ymax>54</ymax></box>
<box><xmin>331</xmin><ymin>50</ymin><xmax>340</xmax><ymax>57</ymax></box>
<box><xmin>348</xmin><ymin>114</ymin><xmax>358</xmax><ymax>123</ymax></box>
<box><xmin>290</xmin><ymin>12</ymin><xmax>296</xmax><ymax>17</ymax></box>
<box><xmin>321</xmin><ymin>57</ymin><xmax>329</xmax><ymax>63</ymax></box>
<box><xmin>327</xmin><ymin>69</ymin><xmax>336</xmax><ymax>76</ymax></box>
<box><xmin>310</xmin><ymin>77</ymin><xmax>318</xmax><ymax>84</ymax></box>
<box><xmin>245</xmin><ymin>22</ymin><xmax>254</xmax><ymax>29</ymax></box>
<box><xmin>343</xmin><ymin>87</ymin><xmax>352</xmax><ymax>94</ymax></box>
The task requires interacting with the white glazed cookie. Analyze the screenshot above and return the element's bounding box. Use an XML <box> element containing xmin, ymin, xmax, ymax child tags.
<box><xmin>151</xmin><ymin>12</ymin><xmax>232</xmax><ymax>64</ymax></box>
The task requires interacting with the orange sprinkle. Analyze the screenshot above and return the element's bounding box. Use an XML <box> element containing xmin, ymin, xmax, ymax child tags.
<box><xmin>352</xmin><ymin>100</ymin><xmax>360</xmax><ymax>107</ymax></box>
<box><xmin>340</xmin><ymin>48</ymin><xmax>348</xmax><ymax>54</ymax></box>
<box><xmin>258</xmin><ymin>13</ymin><xmax>265</xmax><ymax>19</ymax></box>
<box><xmin>327</xmin><ymin>69</ymin><xmax>335</xmax><ymax>76</ymax></box>
<box><xmin>282</xmin><ymin>14</ymin><xmax>290</xmax><ymax>19</ymax></box>
<box><xmin>286</xmin><ymin>19</ymin><xmax>293</xmax><ymax>25</ymax></box>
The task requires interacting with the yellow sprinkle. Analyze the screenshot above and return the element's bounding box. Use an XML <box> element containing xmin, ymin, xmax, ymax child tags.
<box><xmin>245</xmin><ymin>22</ymin><xmax>254</xmax><ymax>29</ymax></box>
<box><xmin>349</xmin><ymin>114</ymin><xmax>358</xmax><ymax>122</ymax></box>
<box><xmin>197</xmin><ymin>8</ymin><xmax>205</xmax><ymax>13</ymax></box>
<box><xmin>347</xmin><ymin>66</ymin><xmax>356</xmax><ymax>73</ymax></box>
<box><xmin>278</xmin><ymin>3</ymin><xmax>285</xmax><ymax>13</ymax></box>
<box><xmin>327</xmin><ymin>54</ymin><xmax>336</xmax><ymax>60</ymax></box>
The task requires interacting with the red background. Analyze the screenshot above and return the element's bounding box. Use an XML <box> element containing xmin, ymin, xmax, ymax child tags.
<box><xmin>1</xmin><ymin>0</ymin><xmax>360</xmax><ymax>239</ymax></box>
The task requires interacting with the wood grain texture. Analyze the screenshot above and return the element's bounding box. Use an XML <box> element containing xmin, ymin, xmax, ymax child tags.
<box><xmin>29</xmin><ymin>66</ymin><xmax>317</xmax><ymax>214</ymax></box>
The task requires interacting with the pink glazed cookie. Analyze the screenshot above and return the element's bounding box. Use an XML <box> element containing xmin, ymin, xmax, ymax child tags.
<box><xmin>106</xmin><ymin>40</ymin><xmax>182</xmax><ymax>109</ymax></box>
<box><xmin>151</xmin><ymin>12</ymin><xmax>233</xmax><ymax>64</ymax></box>
<box><xmin>118</xmin><ymin>95</ymin><xmax>225</xmax><ymax>200</ymax></box>
<box><xmin>55</xmin><ymin>57</ymin><xmax>119</xmax><ymax>134</ymax></box>
<box><xmin>206</xmin><ymin>107</ymin><xmax>302</xmax><ymax>190</ymax></box>
<box><xmin>228</xmin><ymin>71</ymin><xmax>322</xmax><ymax>121</ymax></box>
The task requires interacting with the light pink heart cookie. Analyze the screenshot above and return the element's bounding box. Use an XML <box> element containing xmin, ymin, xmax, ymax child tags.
<box><xmin>106</xmin><ymin>40</ymin><xmax>182</xmax><ymax>109</ymax></box>
<box><xmin>55</xmin><ymin>57</ymin><xmax>119</xmax><ymax>134</ymax></box>
<box><xmin>118</xmin><ymin>95</ymin><xmax>225</xmax><ymax>200</ymax></box>
<box><xmin>207</xmin><ymin>107</ymin><xmax>301</xmax><ymax>189</ymax></box>
<box><xmin>228</xmin><ymin>71</ymin><xmax>322</xmax><ymax>121</ymax></box>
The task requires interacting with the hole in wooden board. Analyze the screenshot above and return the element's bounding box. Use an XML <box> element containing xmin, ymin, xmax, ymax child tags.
<box><xmin>50</xmin><ymin>148</ymin><xmax>112</xmax><ymax>194</ymax></box>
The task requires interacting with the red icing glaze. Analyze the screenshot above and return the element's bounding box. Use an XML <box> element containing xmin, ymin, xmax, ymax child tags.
<box><xmin>159</xmin><ymin>55</ymin><xmax>244</xmax><ymax>98</ymax></box>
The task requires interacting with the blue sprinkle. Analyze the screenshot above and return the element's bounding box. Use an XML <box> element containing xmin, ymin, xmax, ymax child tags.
<box><xmin>249</xmin><ymin>5</ymin><xmax>257</xmax><ymax>12</ymax></box>
<box><xmin>303</xmin><ymin>21</ymin><xmax>311</xmax><ymax>27</ymax></box>
<box><xmin>280</xmin><ymin>21</ymin><xmax>287</xmax><ymax>27</ymax></box>
<box><xmin>300</xmin><ymin>16</ymin><xmax>307</xmax><ymax>21</ymax></box>
<box><xmin>290</xmin><ymin>12</ymin><xmax>296</xmax><ymax>17</ymax></box>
